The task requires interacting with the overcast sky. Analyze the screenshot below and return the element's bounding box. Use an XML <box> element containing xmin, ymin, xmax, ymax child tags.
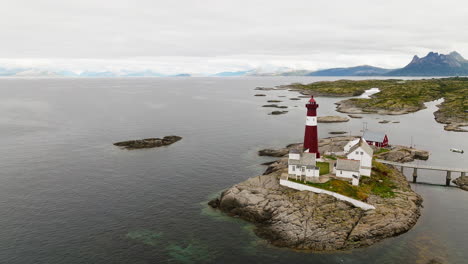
<box><xmin>1</xmin><ymin>0</ymin><xmax>467</xmax><ymax>74</ymax></box>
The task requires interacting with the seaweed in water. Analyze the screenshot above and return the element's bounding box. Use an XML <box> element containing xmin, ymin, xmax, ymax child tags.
<box><xmin>126</xmin><ymin>229</ymin><xmax>163</xmax><ymax>246</ymax></box>
<box><xmin>166</xmin><ymin>239</ymin><xmax>217</xmax><ymax>264</ymax></box>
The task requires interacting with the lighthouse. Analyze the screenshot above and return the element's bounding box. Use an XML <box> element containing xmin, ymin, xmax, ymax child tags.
<box><xmin>303</xmin><ymin>96</ymin><xmax>320</xmax><ymax>158</ymax></box>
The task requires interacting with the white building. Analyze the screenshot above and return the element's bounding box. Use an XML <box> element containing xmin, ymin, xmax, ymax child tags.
<box><xmin>288</xmin><ymin>149</ymin><xmax>320</xmax><ymax>182</ymax></box>
<box><xmin>333</xmin><ymin>159</ymin><xmax>361</xmax><ymax>186</ymax></box>
<box><xmin>344</xmin><ymin>138</ymin><xmax>360</xmax><ymax>153</ymax></box>
<box><xmin>346</xmin><ymin>138</ymin><xmax>373</xmax><ymax>176</ymax></box>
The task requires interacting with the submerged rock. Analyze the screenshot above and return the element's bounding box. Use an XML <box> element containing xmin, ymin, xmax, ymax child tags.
<box><xmin>269</xmin><ymin>111</ymin><xmax>288</xmax><ymax>115</ymax></box>
<box><xmin>453</xmin><ymin>176</ymin><xmax>468</xmax><ymax>191</ymax></box>
<box><xmin>114</xmin><ymin>136</ymin><xmax>182</xmax><ymax>150</ymax></box>
<box><xmin>262</xmin><ymin>104</ymin><xmax>288</xmax><ymax>108</ymax></box>
<box><xmin>329</xmin><ymin>131</ymin><xmax>347</xmax><ymax>135</ymax></box>
<box><xmin>267</xmin><ymin>100</ymin><xmax>282</xmax><ymax>103</ymax></box>
<box><xmin>348</xmin><ymin>114</ymin><xmax>363</xmax><ymax>119</ymax></box>
<box><xmin>254</xmin><ymin>94</ymin><xmax>266</xmax><ymax>96</ymax></box>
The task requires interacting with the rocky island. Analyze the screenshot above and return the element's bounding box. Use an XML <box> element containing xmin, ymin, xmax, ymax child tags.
<box><xmin>209</xmin><ymin>137</ymin><xmax>424</xmax><ymax>251</ymax></box>
<box><xmin>114</xmin><ymin>136</ymin><xmax>182</xmax><ymax>150</ymax></box>
<box><xmin>285</xmin><ymin>78</ymin><xmax>468</xmax><ymax>132</ymax></box>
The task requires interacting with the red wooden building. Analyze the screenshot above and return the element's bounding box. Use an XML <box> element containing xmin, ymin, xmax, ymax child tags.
<box><xmin>363</xmin><ymin>131</ymin><xmax>388</xmax><ymax>147</ymax></box>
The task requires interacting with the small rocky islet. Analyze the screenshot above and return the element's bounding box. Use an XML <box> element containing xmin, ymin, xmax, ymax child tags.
<box><xmin>114</xmin><ymin>135</ymin><xmax>182</xmax><ymax>150</ymax></box>
<box><xmin>209</xmin><ymin>136</ymin><xmax>424</xmax><ymax>251</ymax></box>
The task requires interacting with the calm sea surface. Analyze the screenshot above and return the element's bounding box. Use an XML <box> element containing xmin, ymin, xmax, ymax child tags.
<box><xmin>0</xmin><ymin>77</ymin><xmax>466</xmax><ymax>264</ymax></box>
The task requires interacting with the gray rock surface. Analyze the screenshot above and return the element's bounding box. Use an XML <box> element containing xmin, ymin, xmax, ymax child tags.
<box><xmin>453</xmin><ymin>176</ymin><xmax>468</xmax><ymax>191</ymax></box>
<box><xmin>376</xmin><ymin>146</ymin><xmax>430</xmax><ymax>162</ymax></box>
<box><xmin>209</xmin><ymin>167</ymin><xmax>422</xmax><ymax>251</ymax></box>
<box><xmin>317</xmin><ymin>116</ymin><xmax>350</xmax><ymax>123</ymax></box>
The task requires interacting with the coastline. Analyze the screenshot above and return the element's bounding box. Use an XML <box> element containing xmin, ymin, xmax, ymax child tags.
<box><xmin>209</xmin><ymin>138</ymin><xmax>424</xmax><ymax>251</ymax></box>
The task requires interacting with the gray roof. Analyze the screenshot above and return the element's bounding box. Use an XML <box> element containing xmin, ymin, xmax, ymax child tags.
<box><xmin>363</xmin><ymin>130</ymin><xmax>386</xmax><ymax>143</ymax></box>
<box><xmin>288</xmin><ymin>159</ymin><xmax>301</xmax><ymax>165</ymax></box>
<box><xmin>348</xmin><ymin>138</ymin><xmax>373</xmax><ymax>156</ymax></box>
<box><xmin>288</xmin><ymin>152</ymin><xmax>316</xmax><ymax>166</ymax></box>
<box><xmin>336</xmin><ymin>159</ymin><xmax>361</xmax><ymax>172</ymax></box>
<box><xmin>300</xmin><ymin>152</ymin><xmax>316</xmax><ymax>166</ymax></box>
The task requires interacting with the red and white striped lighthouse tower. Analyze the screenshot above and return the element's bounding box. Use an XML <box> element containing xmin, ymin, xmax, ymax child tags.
<box><xmin>303</xmin><ymin>96</ymin><xmax>320</xmax><ymax>158</ymax></box>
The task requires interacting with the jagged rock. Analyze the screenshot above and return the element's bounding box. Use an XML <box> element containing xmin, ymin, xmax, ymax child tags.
<box><xmin>258</xmin><ymin>149</ymin><xmax>289</xmax><ymax>157</ymax></box>
<box><xmin>376</xmin><ymin>147</ymin><xmax>429</xmax><ymax>162</ymax></box>
<box><xmin>317</xmin><ymin>116</ymin><xmax>350</xmax><ymax>123</ymax></box>
<box><xmin>453</xmin><ymin>176</ymin><xmax>468</xmax><ymax>191</ymax></box>
<box><xmin>348</xmin><ymin>114</ymin><xmax>363</xmax><ymax>119</ymax></box>
<box><xmin>209</xmin><ymin>166</ymin><xmax>422</xmax><ymax>251</ymax></box>
<box><xmin>114</xmin><ymin>136</ymin><xmax>182</xmax><ymax>150</ymax></box>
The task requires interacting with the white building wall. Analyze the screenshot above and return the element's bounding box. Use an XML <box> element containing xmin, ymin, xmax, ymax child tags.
<box><xmin>347</xmin><ymin>147</ymin><xmax>373</xmax><ymax>175</ymax></box>
<box><xmin>279</xmin><ymin>179</ymin><xmax>375</xmax><ymax>210</ymax></box>
<box><xmin>360</xmin><ymin>168</ymin><xmax>372</xmax><ymax>177</ymax></box>
<box><xmin>336</xmin><ymin>169</ymin><xmax>358</xmax><ymax>179</ymax></box>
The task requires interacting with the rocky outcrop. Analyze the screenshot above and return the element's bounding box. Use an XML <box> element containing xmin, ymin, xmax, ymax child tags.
<box><xmin>453</xmin><ymin>176</ymin><xmax>468</xmax><ymax>191</ymax></box>
<box><xmin>336</xmin><ymin>99</ymin><xmax>422</xmax><ymax>115</ymax></box>
<box><xmin>114</xmin><ymin>136</ymin><xmax>182</xmax><ymax>150</ymax></box>
<box><xmin>209</xmin><ymin>166</ymin><xmax>422</xmax><ymax>251</ymax></box>
<box><xmin>376</xmin><ymin>146</ymin><xmax>430</xmax><ymax>163</ymax></box>
<box><xmin>317</xmin><ymin>116</ymin><xmax>350</xmax><ymax>123</ymax></box>
<box><xmin>269</xmin><ymin>111</ymin><xmax>288</xmax><ymax>115</ymax></box>
<box><xmin>262</xmin><ymin>104</ymin><xmax>288</xmax><ymax>109</ymax></box>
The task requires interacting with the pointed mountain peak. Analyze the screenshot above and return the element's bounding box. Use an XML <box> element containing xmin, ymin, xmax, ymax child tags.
<box><xmin>449</xmin><ymin>51</ymin><xmax>466</xmax><ymax>62</ymax></box>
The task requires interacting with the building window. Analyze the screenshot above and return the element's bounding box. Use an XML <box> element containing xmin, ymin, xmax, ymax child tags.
<box><xmin>340</xmin><ymin>170</ymin><xmax>342</xmax><ymax>175</ymax></box>
<box><xmin>292</xmin><ymin>166</ymin><xmax>295</xmax><ymax>171</ymax></box>
<box><xmin>355</xmin><ymin>151</ymin><xmax>359</xmax><ymax>154</ymax></box>
<box><xmin>360</xmin><ymin>151</ymin><xmax>363</xmax><ymax>155</ymax></box>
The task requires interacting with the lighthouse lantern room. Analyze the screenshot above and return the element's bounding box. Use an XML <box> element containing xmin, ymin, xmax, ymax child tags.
<box><xmin>303</xmin><ymin>96</ymin><xmax>320</xmax><ymax>158</ymax></box>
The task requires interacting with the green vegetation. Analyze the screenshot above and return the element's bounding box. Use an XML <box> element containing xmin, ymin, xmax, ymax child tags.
<box><xmin>290</xmin><ymin>77</ymin><xmax>468</xmax><ymax>123</ymax></box>
<box><xmin>289</xmin><ymin>161</ymin><xmax>397</xmax><ymax>201</ymax></box>
<box><xmin>323</xmin><ymin>155</ymin><xmax>337</xmax><ymax>160</ymax></box>
<box><xmin>374</xmin><ymin>148</ymin><xmax>391</xmax><ymax>155</ymax></box>
<box><xmin>316</xmin><ymin>161</ymin><xmax>330</xmax><ymax>175</ymax></box>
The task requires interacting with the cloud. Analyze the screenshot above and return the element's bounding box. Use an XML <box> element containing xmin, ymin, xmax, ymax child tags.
<box><xmin>1</xmin><ymin>0</ymin><xmax>467</xmax><ymax>73</ymax></box>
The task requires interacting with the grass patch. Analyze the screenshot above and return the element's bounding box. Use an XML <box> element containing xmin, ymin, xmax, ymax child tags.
<box><xmin>323</xmin><ymin>155</ymin><xmax>337</xmax><ymax>160</ymax></box>
<box><xmin>316</xmin><ymin>161</ymin><xmax>330</xmax><ymax>175</ymax></box>
<box><xmin>374</xmin><ymin>148</ymin><xmax>391</xmax><ymax>155</ymax></box>
<box><xmin>288</xmin><ymin>160</ymin><xmax>397</xmax><ymax>201</ymax></box>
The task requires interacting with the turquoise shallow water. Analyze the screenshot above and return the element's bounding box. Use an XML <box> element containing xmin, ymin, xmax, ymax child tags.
<box><xmin>0</xmin><ymin>77</ymin><xmax>466</xmax><ymax>264</ymax></box>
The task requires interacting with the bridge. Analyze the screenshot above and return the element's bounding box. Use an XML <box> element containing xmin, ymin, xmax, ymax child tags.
<box><xmin>376</xmin><ymin>159</ymin><xmax>467</xmax><ymax>186</ymax></box>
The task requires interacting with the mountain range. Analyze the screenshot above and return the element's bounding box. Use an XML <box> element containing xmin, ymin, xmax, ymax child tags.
<box><xmin>1</xmin><ymin>51</ymin><xmax>468</xmax><ymax>77</ymax></box>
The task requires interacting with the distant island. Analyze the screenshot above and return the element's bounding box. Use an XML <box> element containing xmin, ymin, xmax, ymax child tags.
<box><xmin>286</xmin><ymin>78</ymin><xmax>468</xmax><ymax>132</ymax></box>
<box><xmin>3</xmin><ymin>51</ymin><xmax>468</xmax><ymax>77</ymax></box>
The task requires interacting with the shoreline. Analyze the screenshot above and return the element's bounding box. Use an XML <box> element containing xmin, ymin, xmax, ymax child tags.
<box><xmin>209</xmin><ymin>138</ymin><xmax>424</xmax><ymax>251</ymax></box>
<box><xmin>281</xmin><ymin>78</ymin><xmax>468</xmax><ymax>132</ymax></box>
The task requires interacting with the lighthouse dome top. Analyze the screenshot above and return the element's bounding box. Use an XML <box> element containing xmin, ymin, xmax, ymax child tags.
<box><xmin>306</xmin><ymin>96</ymin><xmax>319</xmax><ymax>108</ymax></box>
<box><xmin>308</xmin><ymin>96</ymin><xmax>316</xmax><ymax>103</ymax></box>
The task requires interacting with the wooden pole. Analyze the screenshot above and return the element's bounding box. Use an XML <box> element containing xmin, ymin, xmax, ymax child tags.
<box><xmin>446</xmin><ymin>171</ymin><xmax>451</xmax><ymax>186</ymax></box>
<box><xmin>412</xmin><ymin>168</ymin><xmax>418</xmax><ymax>183</ymax></box>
